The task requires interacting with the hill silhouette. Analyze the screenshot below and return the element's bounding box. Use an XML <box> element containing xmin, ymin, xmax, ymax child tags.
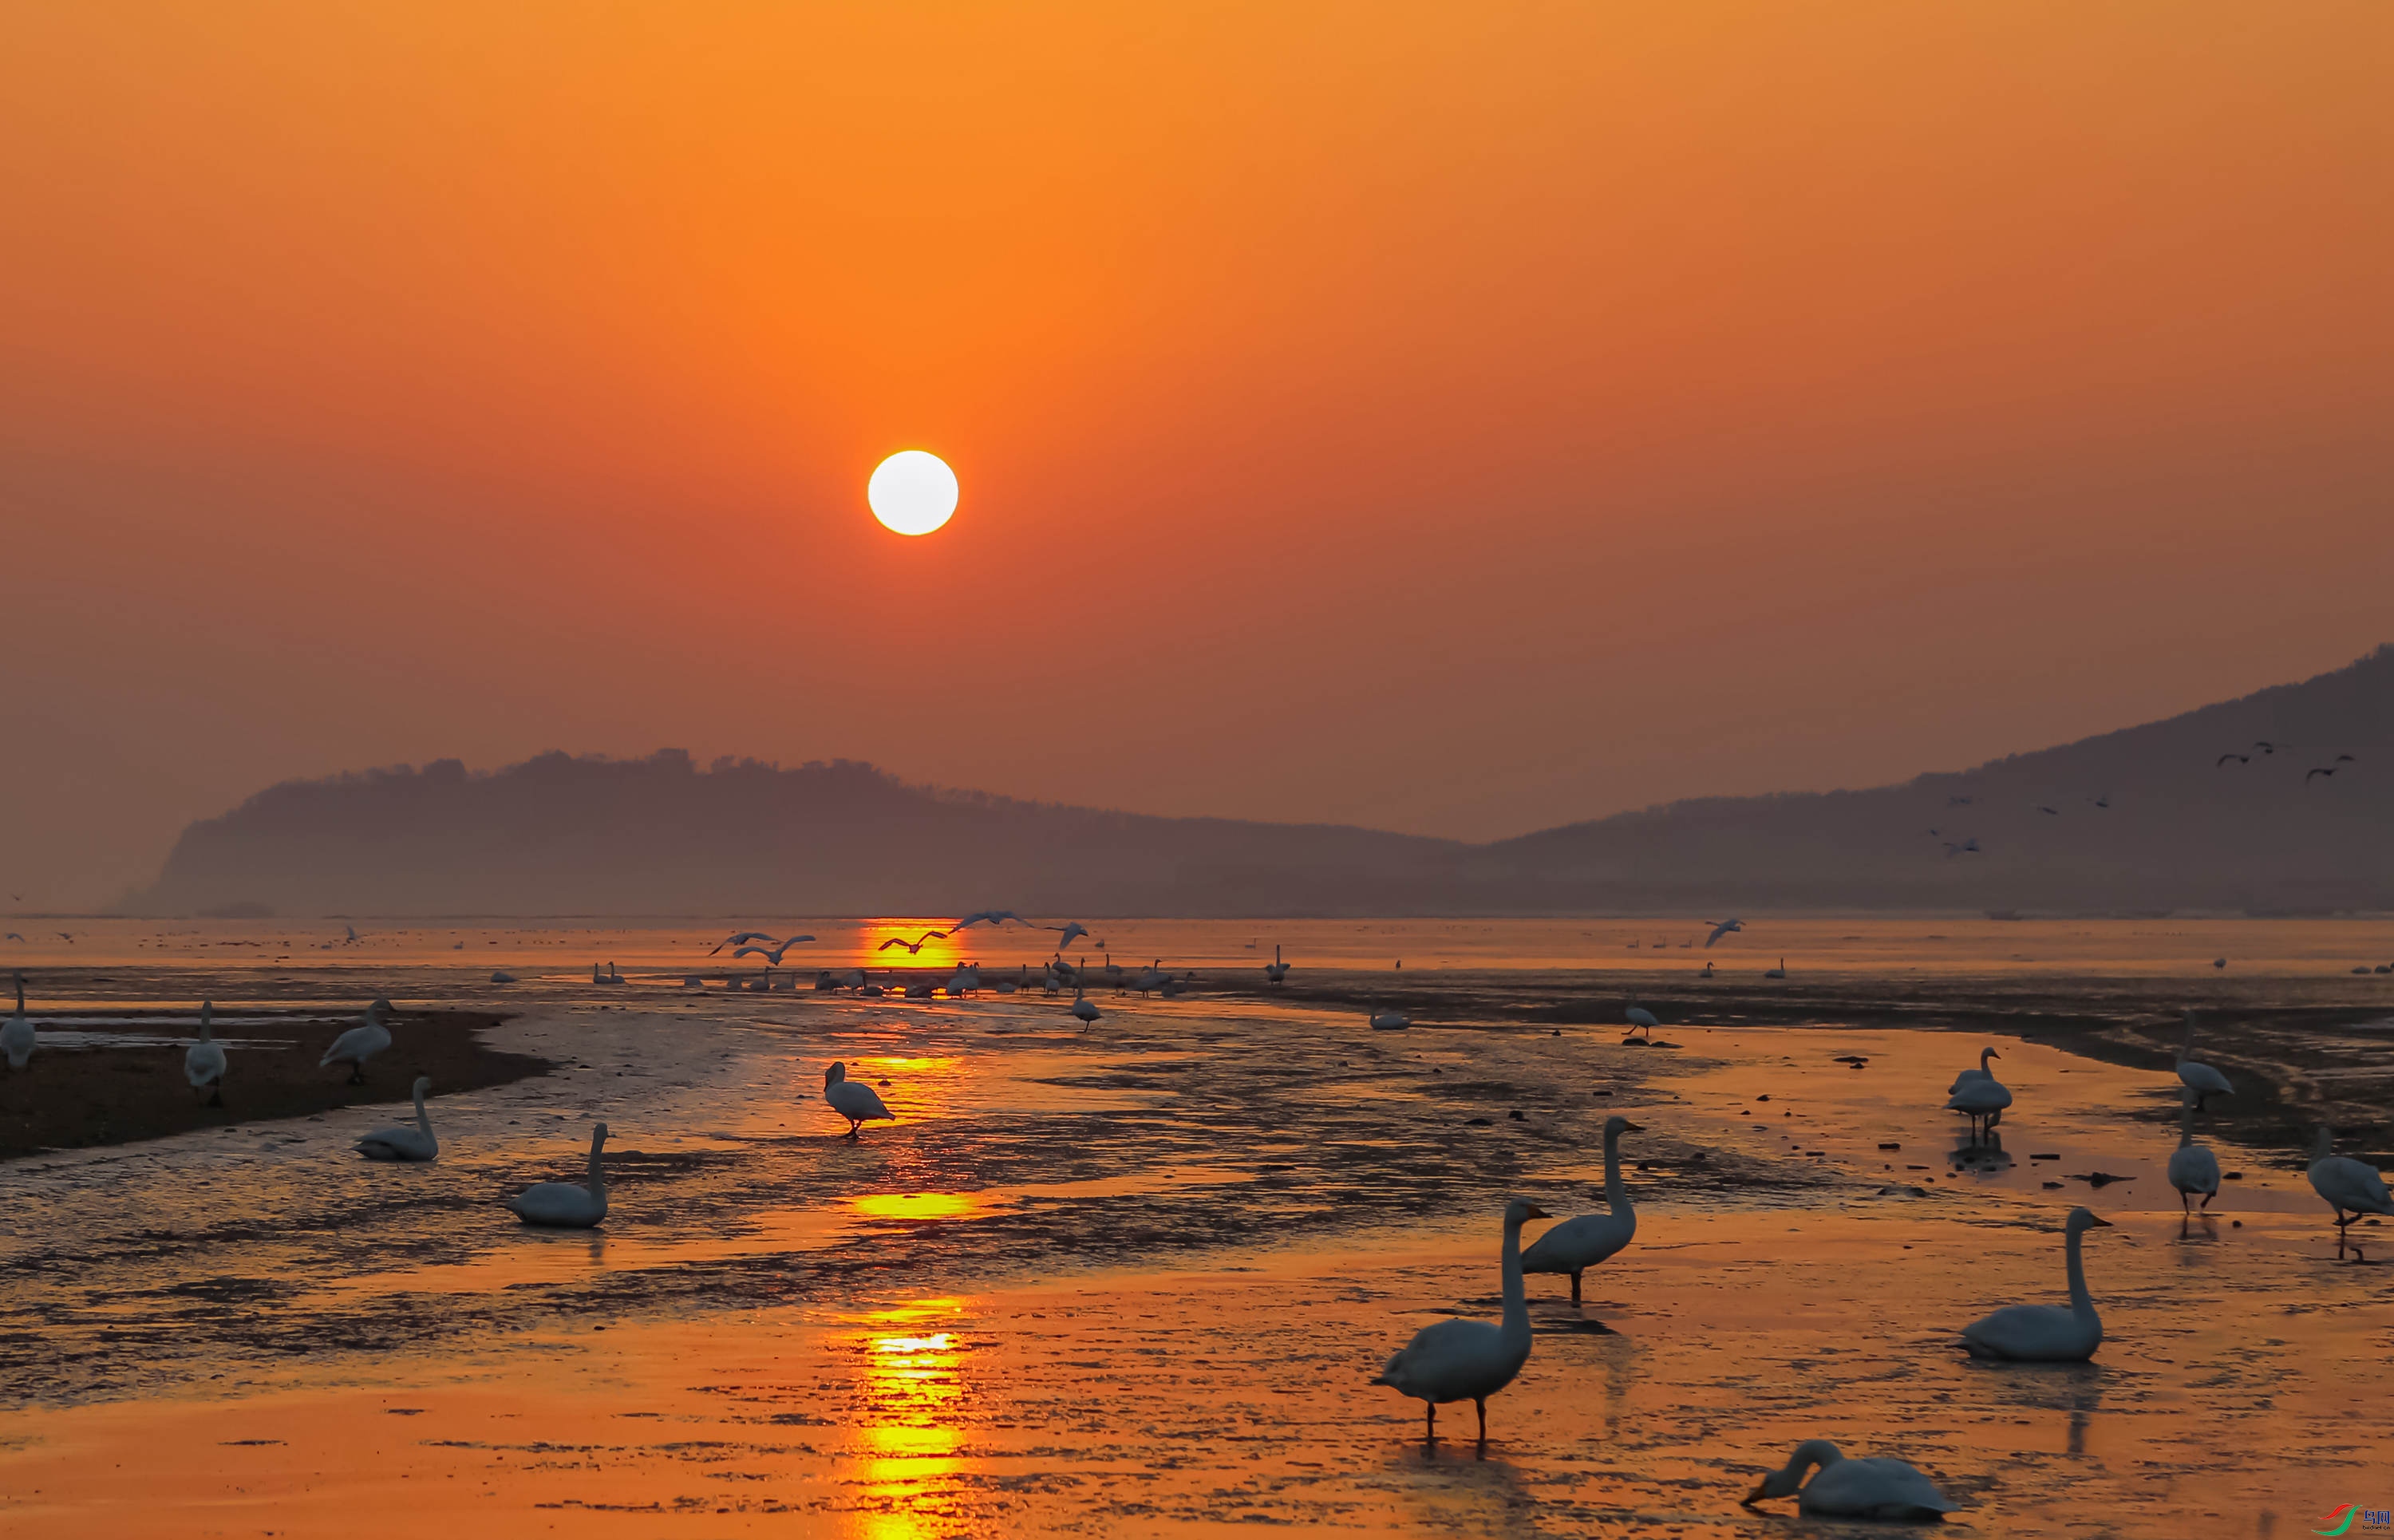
<box><xmin>123</xmin><ymin>648</ymin><xmax>2394</xmax><ymax>916</ymax></box>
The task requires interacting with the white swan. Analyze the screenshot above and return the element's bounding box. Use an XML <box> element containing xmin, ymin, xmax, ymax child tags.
<box><xmin>1373</xmin><ymin>1198</ymin><xmax>1551</xmax><ymax>1443</ymax></box>
<box><xmin>1369</xmin><ymin>1009</ymin><xmax>1410</xmax><ymax>1031</ymax></box>
<box><xmin>2167</xmin><ymin>1088</ymin><xmax>2220</xmax><ymax>1213</ymax></box>
<box><xmin>1</xmin><ymin>971</ymin><xmax>33</xmax><ymax>1072</ymax></box>
<box><xmin>1071</xmin><ymin>978</ymin><xmax>1100</xmax><ymax>1024</ymax></box>
<box><xmin>1763</xmin><ymin>958</ymin><xmax>1788</xmax><ymax>979</ymax></box>
<box><xmin>184</xmin><ymin>1000</ymin><xmax>228</xmax><ymax>1107</ymax></box>
<box><xmin>824</xmin><ymin>1062</ymin><xmax>894</xmax><ymax>1137</ymax></box>
<box><xmin>1264</xmin><ymin>944</ymin><xmax>1290</xmax><ymax>984</ymax></box>
<box><xmin>357</xmin><ymin>1076</ymin><xmax>439</xmax><ymax>1161</ymax></box>
<box><xmin>2308</xmin><ymin>1126</ymin><xmax>2394</xmax><ymax>1247</ymax></box>
<box><xmin>1947</xmin><ymin>1045</ymin><xmax>2000</xmax><ymax>1095</ymax></box>
<box><xmin>2175</xmin><ymin>1012</ymin><xmax>2234</xmax><ymax>1109</ymax></box>
<box><xmin>1946</xmin><ymin>1072</ymin><xmax>2013</xmax><ymax>1143</ymax></box>
<box><xmin>1742</xmin><ymin>1440</ymin><xmax>1957</xmax><ymax>1520</ymax></box>
<box><xmin>503</xmin><ymin>1122</ymin><xmax>608</xmax><ymax>1226</ymax></box>
<box><xmin>318</xmin><ymin>998</ymin><xmax>395</xmax><ymax>1084</ymax></box>
<box><xmin>1522</xmin><ymin>1116</ymin><xmax>1643</xmax><ymax>1303</ymax></box>
<box><xmin>1959</xmin><ymin>1206</ymin><xmax>2109</xmax><ymax>1361</ymax></box>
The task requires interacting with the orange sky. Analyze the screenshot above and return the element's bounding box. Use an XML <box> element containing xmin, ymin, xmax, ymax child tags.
<box><xmin>2</xmin><ymin>3</ymin><xmax>2390</xmax><ymax>907</ymax></box>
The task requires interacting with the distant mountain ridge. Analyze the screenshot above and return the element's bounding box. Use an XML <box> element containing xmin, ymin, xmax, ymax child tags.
<box><xmin>124</xmin><ymin>647</ymin><xmax>2394</xmax><ymax>916</ymax></box>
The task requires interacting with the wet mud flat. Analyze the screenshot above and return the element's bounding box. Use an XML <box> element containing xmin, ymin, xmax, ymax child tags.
<box><xmin>1236</xmin><ymin>968</ymin><xmax>2394</xmax><ymax>1168</ymax></box>
<box><xmin>0</xmin><ymin>1009</ymin><xmax>543</xmax><ymax>1160</ymax></box>
<box><xmin>2</xmin><ymin>981</ymin><xmax>2390</xmax><ymax>1536</ymax></box>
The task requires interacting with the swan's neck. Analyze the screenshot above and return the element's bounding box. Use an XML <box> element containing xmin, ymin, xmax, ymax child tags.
<box><xmin>2179</xmin><ymin>1015</ymin><xmax>2196</xmax><ymax>1060</ymax></box>
<box><xmin>198</xmin><ymin>1013</ymin><xmax>213</xmax><ymax>1043</ymax></box>
<box><xmin>587</xmin><ymin>1136</ymin><xmax>607</xmax><ymax>1196</ymax></box>
<box><xmin>2065</xmin><ymin>1227</ymin><xmax>2093</xmax><ymax>1318</ymax></box>
<box><xmin>1602</xmin><ymin>1130</ymin><xmax>1632</xmax><ymax>1215</ymax></box>
<box><xmin>1499</xmin><ymin>1216</ymin><xmax>1531</xmax><ymax>1348</ymax></box>
<box><xmin>2315</xmin><ymin>1127</ymin><xmax>2334</xmax><ymax>1161</ymax></box>
<box><xmin>1785</xmin><ymin>1440</ymin><xmax>1841</xmax><ymax>1482</ymax></box>
<box><xmin>2178</xmin><ymin>1100</ymin><xmax>2194</xmax><ymax>1147</ymax></box>
<box><xmin>1981</xmin><ymin>1048</ymin><xmax>1994</xmax><ymax>1072</ymax></box>
<box><xmin>413</xmin><ymin>1084</ymin><xmax>430</xmax><ymax>1132</ymax></box>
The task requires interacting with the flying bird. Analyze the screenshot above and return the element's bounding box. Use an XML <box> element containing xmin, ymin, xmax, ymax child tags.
<box><xmin>953</xmin><ymin>910</ymin><xmax>1025</xmax><ymax>930</ymax></box>
<box><xmin>2216</xmin><ymin>754</ymin><xmax>2248</xmax><ymax>767</ymax></box>
<box><xmin>2092</xmin><ymin>794</ymin><xmax>2110</xmax><ymax>808</ymax></box>
<box><xmin>1943</xmin><ymin>838</ymin><xmax>1981</xmax><ymax>856</ymax></box>
<box><xmin>733</xmin><ymin>936</ymin><xmax>813</xmax><ymax>966</ymax></box>
<box><xmin>877</xmin><ymin>931</ymin><xmax>948</xmax><ymax>954</ymax></box>
<box><xmin>1946</xmin><ymin>796</ymin><xmax>1973</xmax><ymax>806</ymax></box>
<box><xmin>2308</xmin><ymin>766</ymin><xmax>2337</xmax><ymax>781</ymax></box>
<box><xmin>2254</xmin><ymin>740</ymin><xmax>2277</xmax><ymax>755</ymax></box>
<box><xmin>2037</xmin><ymin>806</ymin><xmax>2061</xmax><ymax>815</ymax></box>
<box><xmin>1703</xmin><ymin>918</ymin><xmax>1744</xmax><ymax>948</ymax></box>
<box><xmin>2</xmin><ymin>934</ymin><xmax>20</xmax><ymax>943</ymax></box>
<box><xmin>709</xmin><ymin>930</ymin><xmax>783</xmax><ymax>955</ymax></box>
<box><xmin>1051</xmin><ymin>922</ymin><xmax>1090</xmax><ymax>949</ymax></box>
<box><xmin>2336</xmin><ymin>753</ymin><xmax>2356</xmax><ymax>763</ymax></box>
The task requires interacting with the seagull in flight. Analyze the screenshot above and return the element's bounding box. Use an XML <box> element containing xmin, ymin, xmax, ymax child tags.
<box><xmin>709</xmin><ymin>930</ymin><xmax>785</xmax><ymax>955</ymax></box>
<box><xmin>1704</xmin><ymin>918</ymin><xmax>1744</xmax><ymax>948</ymax></box>
<box><xmin>878</xmin><ymin>930</ymin><xmax>949</xmax><ymax>954</ymax></box>
<box><xmin>1051</xmin><ymin>922</ymin><xmax>1090</xmax><ymax>950</ymax></box>
<box><xmin>733</xmin><ymin>936</ymin><xmax>815</xmax><ymax>965</ymax></box>
<box><xmin>954</xmin><ymin>910</ymin><xmax>1026</xmax><ymax>930</ymax></box>
<box><xmin>2307</xmin><ymin>766</ymin><xmax>2338</xmax><ymax>782</ymax></box>
<box><xmin>2254</xmin><ymin>740</ymin><xmax>2277</xmax><ymax>755</ymax></box>
<box><xmin>2216</xmin><ymin>753</ymin><xmax>2249</xmax><ymax>767</ymax></box>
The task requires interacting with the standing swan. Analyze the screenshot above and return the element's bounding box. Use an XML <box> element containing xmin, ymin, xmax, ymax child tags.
<box><xmin>184</xmin><ymin>1000</ymin><xmax>228</xmax><ymax>1107</ymax></box>
<box><xmin>357</xmin><ymin>1076</ymin><xmax>440</xmax><ymax>1161</ymax></box>
<box><xmin>1373</xmin><ymin>1198</ymin><xmax>1551</xmax><ymax>1444</ymax></box>
<box><xmin>2167</xmin><ymin>1088</ymin><xmax>2219</xmax><ymax>1214</ymax></box>
<box><xmin>504</xmin><ymin>1122</ymin><xmax>608</xmax><ymax>1226</ymax></box>
<box><xmin>1946</xmin><ymin>1071</ymin><xmax>2013</xmax><ymax>1144</ymax></box>
<box><xmin>2307</xmin><ymin>1126</ymin><xmax>2394</xmax><ymax>1252</ymax></box>
<box><xmin>2175</xmin><ymin>1011</ymin><xmax>2234</xmax><ymax>1110</ymax></box>
<box><xmin>1263</xmin><ymin>945</ymin><xmax>1289</xmax><ymax>985</ymax></box>
<box><xmin>1947</xmin><ymin>1045</ymin><xmax>2000</xmax><ymax>1095</ymax></box>
<box><xmin>1742</xmin><ymin>1441</ymin><xmax>1957</xmax><ymax>1520</ymax></box>
<box><xmin>824</xmin><ymin>1062</ymin><xmax>894</xmax><ymax>1138</ymax></box>
<box><xmin>2</xmin><ymin>971</ymin><xmax>34</xmax><ymax>1072</ymax></box>
<box><xmin>1521</xmin><ymin>1116</ymin><xmax>1644</xmax><ymax>1303</ymax></box>
<box><xmin>1959</xmin><ymin>1206</ymin><xmax>2110</xmax><ymax>1361</ymax></box>
<box><xmin>319</xmin><ymin>998</ymin><xmax>396</xmax><ymax>1084</ymax></box>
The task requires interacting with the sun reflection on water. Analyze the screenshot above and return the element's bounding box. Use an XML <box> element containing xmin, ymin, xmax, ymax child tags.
<box><xmin>852</xmin><ymin>1193</ymin><xmax>982</xmax><ymax>1222</ymax></box>
<box><xmin>851</xmin><ymin>1299</ymin><xmax>972</xmax><ymax>1540</ymax></box>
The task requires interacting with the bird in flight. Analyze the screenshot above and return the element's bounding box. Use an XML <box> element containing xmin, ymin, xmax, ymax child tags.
<box><xmin>55</xmin><ymin>932</ymin><xmax>73</xmax><ymax>942</ymax></box>
<box><xmin>2254</xmin><ymin>740</ymin><xmax>2277</xmax><ymax>755</ymax></box>
<box><xmin>734</xmin><ymin>936</ymin><xmax>814</xmax><ymax>965</ymax></box>
<box><xmin>709</xmin><ymin>930</ymin><xmax>786</xmax><ymax>955</ymax></box>
<box><xmin>2307</xmin><ymin>766</ymin><xmax>2338</xmax><ymax>781</ymax></box>
<box><xmin>1947</xmin><ymin>796</ymin><xmax>1973</xmax><ymax>806</ymax></box>
<box><xmin>1704</xmin><ymin>918</ymin><xmax>1744</xmax><ymax>948</ymax></box>
<box><xmin>1944</xmin><ymin>838</ymin><xmax>1981</xmax><ymax>857</ymax></box>
<box><xmin>2037</xmin><ymin>806</ymin><xmax>2060</xmax><ymax>816</ymax></box>
<box><xmin>2216</xmin><ymin>753</ymin><xmax>2249</xmax><ymax>768</ymax></box>
<box><xmin>2092</xmin><ymin>794</ymin><xmax>2110</xmax><ymax>809</ymax></box>
<box><xmin>878</xmin><ymin>931</ymin><xmax>949</xmax><ymax>954</ymax></box>
<box><xmin>1050</xmin><ymin>922</ymin><xmax>1090</xmax><ymax>949</ymax></box>
<box><xmin>954</xmin><ymin>910</ymin><xmax>1025</xmax><ymax>930</ymax></box>
<box><xmin>2337</xmin><ymin>753</ymin><xmax>2357</xmax><ymax>763</ymax></box>
<box><xmin>2</xmin><ymin>934</ymin><xmax>21</xmax><ymax>943</ymax></box>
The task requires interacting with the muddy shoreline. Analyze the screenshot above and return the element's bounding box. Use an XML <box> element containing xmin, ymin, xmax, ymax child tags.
<box><xmin>0</xmin><ymin>1009</ymin><xmax>547</xmax><ymax>1160</ymax></box>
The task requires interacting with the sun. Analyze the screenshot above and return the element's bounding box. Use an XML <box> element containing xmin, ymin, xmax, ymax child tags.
<box><xmin>867</xmin><ymin>450</ymin><xmax>958</xmax><ymax>536</ymax></box>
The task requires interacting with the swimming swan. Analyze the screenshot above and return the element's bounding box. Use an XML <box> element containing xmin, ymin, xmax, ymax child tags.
<box><xmin>357</xmin><ymin>1076</ymin><xmax>439</xmax><ymax>1161</ymax></box>
<box><xmin>1373</xmin><ymin>1198</ymin><xmax>1551</xmax><ymax>1443</ymax></box>
<box><xmin>1959</xmin><ymin>1206</ymin><xmax>2109</xmax><ymax>1361</ymax></box>
<box><xmin>2308</xmin><ymin>1126</ymin><xmax>2394</xmax><ymax>1248</ymax></box>
<box><xmin>1</xmin><ymin>972</ymin><xmax>32</xmax><ymax>1072</ymax></box>
<box><xmin>184</xmin><ymin>1000</ymin><xmax>228</xmax><ymax>1106</ymax></box>
<box><xmin>1521</xmin><ymin>1116</ymin><xmax>1643</xmax><ymax>1304</ymax></box>
<box><xmin>1947</xmin><ymin>1045</ymin><xmax>2000</xmax><ymax>1095</ymax></box>
<box><xmin>504</xmin><ymin>1122</ymin><xmax>608</xmax><ymax>1226</ymax></box>
<box><xmin>824</xmin><ymin>1062</ymin><xmax>894</xmax><ymax>1137</ymax></box>
<box><xmin>319</xmin><ymin>998</ymin><xmax>395</xmax><ymax>1084</ymax></box>
<box><xmin>2175</xmin><ymin>1012</ymin><xmax>2234</xmax><ymax>1110</ymax></box>
<box><xmin>1742</xmin><ymin>1440</ymin><xmax>1957</xmax><ymax>1520</ymax></box>
<box><xmin>2167</xmin><ymin>1088</ymin><xmax>2219</xmax><ymax>1213</ymax></box>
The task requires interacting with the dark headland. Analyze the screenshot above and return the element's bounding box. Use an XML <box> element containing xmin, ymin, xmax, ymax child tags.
<box><xmin>120</xmin><ymin>646</ymin><xmax>2394</xmax><ymax>918</ymax></box>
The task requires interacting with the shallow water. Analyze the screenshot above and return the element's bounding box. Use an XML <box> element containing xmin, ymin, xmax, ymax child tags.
<box><xmin>3</xmin><ymin>964</ymin><xmax>2389</xmax><ymax>1535</ymax></box>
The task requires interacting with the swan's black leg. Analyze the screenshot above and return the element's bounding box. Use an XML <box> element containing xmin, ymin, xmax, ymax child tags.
<box><xmin>1424</xmin><ymin>1401</ymin><xmax>1435</xmax><ymax>1442</ymax></box>
<box><xmin>2201</xmin><ymin>1191</ymin><xmax>2214</xmax><ymax>1210</ymax></box>
<box><xmin>1474</xmin><ymin>1397</ymin><xmax>1487</xmax><ymax>1447</ymax></box>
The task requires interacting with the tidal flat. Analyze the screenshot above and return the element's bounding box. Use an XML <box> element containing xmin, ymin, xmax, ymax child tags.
<box><xmin>2</xmin><ymin>931</ymin><xmax>2390</xmax><ymax>1536</ymax></box>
